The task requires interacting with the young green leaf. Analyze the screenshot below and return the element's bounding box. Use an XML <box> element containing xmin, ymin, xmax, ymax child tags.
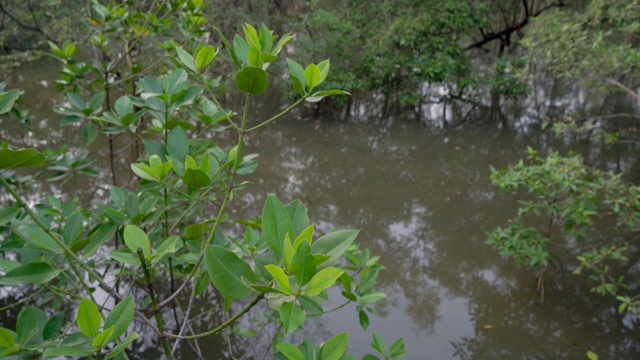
<box><xmin>265</xmin><ymin>264</ymin><xmax>292</xmax><ymax>295</ymax></box>
<box><xmin>77</xmin><ymin>298</ymin><xmax>102</xmax><ymax>339</ymax></box>
<box><xmin>0</xmin><ymin>327</ymin><xmax>15</xmax><ymax>348</ymax></box>
<box><xmin>317</xmin><ymin>59</ymin><xmax>331</xmax><ymax>82</ymax></box>
<box><xmin>276</xmin><ymin>342</ymin><xmax>305</xmax><ymax>360</ymax></box>
<box><xmin>279</xmin><ymin>301</ymin><xmax>306</xmax><ymax>336</ymax></box>
<box><xmin>92</xmin><ymin>326</ymin><xmax>114</xmax><ymax>349</ymax></box>
<box><xmin>306</xmin><ymin>90</ymin><xmax>351</xmax><ymax>103</ymax></box>
<box><xmin>321</xmin><ymin>332</ymin><xmax>349</xmax><ymax>360</ymax></box>
<box><xmin>311</xmin><ymin>230</ymin><xmax>359</xmax><ymax>269</ymax></box>
<box><xmin>123</xmin><ymin>225</ymin><xmax>151</xmax><ymax>259</ymax></box>
<box><xmin>242</xmin><ymin>23</ymin><xmax>261</xmax><ymax>50</ymax></box>
<box><xmin>195</xmin><ymin>45</ymin><xmax>216</xmax><ymax>71</ymax></box>
<box><xmin>105</xmin><ymin>332</ymin><xmax>139</xmax><ymax>359</ymax></box>
<box><xmin>304</xmin><ymin>64</ymin><xmax>322</xmax><ymax>90</ymax></box>
<box><xmin>305</xmin><ymin>267</ymin><xmax>344</xmax><ymax>296</ymax></box>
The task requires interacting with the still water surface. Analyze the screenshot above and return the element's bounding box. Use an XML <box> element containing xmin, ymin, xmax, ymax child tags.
<box><xmin>2</xmin><ymin>57</ymin><xmax>640</xmax><ymax>359</ymax></box>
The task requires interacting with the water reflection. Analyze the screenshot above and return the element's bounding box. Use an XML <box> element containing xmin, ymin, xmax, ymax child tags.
<box><xmin>3</xmin><ymin>56</ymin><xmax>640</xmax><ymax>358</ymax></box>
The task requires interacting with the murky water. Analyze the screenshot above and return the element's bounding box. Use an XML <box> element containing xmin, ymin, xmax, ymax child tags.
<box><xmin>2</xmin><ymin>57</ymin><xmax>640</xmax><ymax>359</ymax></box>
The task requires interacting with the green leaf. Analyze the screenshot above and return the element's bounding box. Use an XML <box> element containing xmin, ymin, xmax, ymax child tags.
<box><xmin>359</xmin><ymin>310</ymin><xmax>370</xmax><ymax>330</ymax></box>
<box><xmin>277</xmin><ymin>342</ymin><xmax>305</xmax><ymax>360</ymax></box>
<box><xmin>0</xmin><ymin>207</ymin><xmax>20</xmax><ymax>226</ymax></box>
<box><xmin>306</xmin><ymin>90</ymin><xmax>351</xmax><ymax>103</ymax></box>
<box><xmin>0</xmin><ymin>262</ymin><xmax>60</xmax><ymax>285</ymax></box>
<box><xmin>0</xmin><ymin>149</ymin><xmax>46</xmax><ymax>169</ymax></box>
<box><xmin>317</xmin><ymin>59</ymin><xmax>330</xmax><ymax>82</ymax></box>
<box><xmin>123</xmin><ymin>225</ymin><xmax>151</xmax><ymax>258</ymax></box>
<box><xmin>259</xmin><ymin>24</ymin><xmax>273</xmax><ymax>52</ymax></box>
<box><xmin>265</xmin><ymin>264</ymin><xmax>292</xmax><ymax>295</ymax></box>
<box><xmin>233</xmin><ymin>34</ymin><xmax>250</xmax><ymax>65</ymax></box>
<box><xmin>235</xmin><ymin>66</ymin><xmax>268</xmax><ymax>95</ymax></box>
<box><xmin>131</xmin><ymin>163</ymin><xmax>158</xmax><ymax>181</ymax></box>
<box><xmin>286</xmin><ymin>200</ymin><xmax>310</xmax><ymax>240</ymax></box>
<box><xmin>167</xmin><ymin>126</ymin><xmax>189</xmax><ymax>161</ymax></box>
<box><xmin>311</xmin><ymin>230</ymin><xmax>359</xmax><ymax>269</ymax></box>
<box><xmin>321</xmin><ymin>332</ymin><xmax>349</xmax><ymax>360</ymax></box>
<box><xmin>0</xmin><ymin>260</ymin><xmax>19</xmax><ymax>272</ymax></box>
<box><xmin>15</xmin><ymin>225</ymin><xmax>62</xmax><ymax>253</ymax></box>
<box><xmin>205</xmin><ymin>245</ymin><xmax>257</xmax><ymax>300</ymax></box>
<box><xmin>0</xmin><ymin>89</ymin><xmax>20</xmax><ymax>114</ymax></box>
<box><xmin>305</xmin><ymin>267</ymin><xmax>344</xmax><ymax>296</ymax></box>
<box><xmin>43</xmin><ymin>347</ymin><xmax>96</xmax><ymax>357</ymax></box>
<box><xmin>287</xmin><ymin>59</ymin><xmax>306</xmax><ymax>89</ymax></box>
<box><xmin>279</xmin><ymin>301</ymin><xmax>306</xmax><ymax>336</ymax></box>
<box><xmin>195</xmin><ymin>45</ymin><xmax>216</xmax><ymax>70</ymax></box>
<box><xmin>359</xmin><ymin>292</ymin><xmax>387</xmax><ymax>304</ymax></box>
<box><xmin>298</xmin><ymin>295</ymin><xmax>323</xmax><ymax>314</ymax></box>
<box><xmin>293</xmin><ymin>224</ymin><xmax>314</xmax><ymax>250</ymax></box>
<box><xmin>283</xmin><ymin>234</ymin><xmax>295</xmax><ymax>270</ymax></box>
<box><xmin>291</xmin><ymin>241</ymin><xmax>316</xmax><ymax>286</ymax></box>
<box><xmin>114</xmin><ymin>95</ymin><xmax>133</xmax><ymax>117</ymax></box>
<box><xmin>77</xmin><ymin>298</ymin><xmax>102</xmax><ymax>339</ymax></box>
<box><xmin>104</xmin><ymin>296</ymin><xmax>134</xmax><ymax>343</ymax></box>
<box><xmin>372</xmin><ymin>332</ymin><xmax>387</xmax><ymax>355</ymax></box>
<box><xmin>92</xmin><ymin>326</ymin><xmax>114</xmax><ymax>349</ymax></box>
<box><xmin>109</xmin><ymin>249</ymin><xmax>140</xmax><ymax>266</ymax></box>
<box><xmin>250</xmin><ymin>284</ymin><xmax>283</xmax><ymax>294</ymax></box>
<box><xmin>586</xmin><ymin>351</ymin><xmax>599</xmax><ymax>360</ymax></box>
<box><xmin>105</xmin><ymin>332</ymin><xmax>139</xmax><ymax>359</ymax></box>
<box><xmin>247</xmin><ymin>45</ymin><xmax>263</xmax><ymax>67</ymax></box>
<box><xmin>67</xmin><ymin>91</ymin><xmax>85</xmax><ymax>110</ymax></box>
<box><xmin>213</xmin><ymin>26</ymin><xmax>241</xmax><ymax>68</ymax></box>
<box><xmin>0</xmin><ymin>327</ymin><xmax>15</xmax><ymax>348</ymax></box>
<box><xmin>16</xmin><ymin>306</ymin><xmax>46</xmax><ymax>345</ymax></box>
<box><xmin>81</xmin><ymin>122</ymin><xmax>98</xmax><ymax>145</ymax></box>
<box><xmin>262</xmin><ymin>194</ymin><xmax>293</xmax><ymax>259</ymax></box>
<box><xmin>242</xmin><ymin>23</ymin><xmax>261</xmax><ymax>50</ymax></box>
<box><xmin>389</xmin><ymin>338</ymin><xmax>407</xmax><ymax>358</ymax></box>
<box><xmin>176</xmin><ymin>46</ymin><xmax>196</xmax><ymax>72</ymax></box>
<box><xmin>183</xmin><ymin>168</ymin><xmax>211</xmax><ymax>188</ymax></box>
<box><xmin>43</xmin><ymin>312</ymin><xmax>65</xmax><ymax>340</ymax></box>
<box><xmin>304</xmin><ymin>64</ymin><xmax>322</xmax><ymax>90</ymax></box>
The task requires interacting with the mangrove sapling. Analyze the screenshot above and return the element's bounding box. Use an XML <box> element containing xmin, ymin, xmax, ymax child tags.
<box><xmin>0</xmin><ymin>14</ymin><xmax>396</xmax><ymax>360</ymax></box>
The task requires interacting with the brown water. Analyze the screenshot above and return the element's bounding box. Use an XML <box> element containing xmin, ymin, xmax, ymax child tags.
<box><xmin>2</xmin><ymin>57</ymin><xmax>640</xmax><ymax>359</ymax></box>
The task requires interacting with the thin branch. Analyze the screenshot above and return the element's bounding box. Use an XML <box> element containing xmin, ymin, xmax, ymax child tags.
<box><xmin>0</xmin><ymin>1</ymin><xmax>56</xmax><ymax>43</ymax></box>
<box><xmin>164</xmin><ymin>294</ymin><xmax>264</xmax><ymax>340</ymax></box>
<box><xmin>466</xmin><ymin>1</ymin><xmax>565</xmax><ymax>51</ymax></box>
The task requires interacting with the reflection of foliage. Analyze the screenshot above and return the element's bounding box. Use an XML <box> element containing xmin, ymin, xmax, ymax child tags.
<box><xmin>488</xmin><ymin>57</ymin><xmax>530</xmax><ymax>99</ymax></box>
